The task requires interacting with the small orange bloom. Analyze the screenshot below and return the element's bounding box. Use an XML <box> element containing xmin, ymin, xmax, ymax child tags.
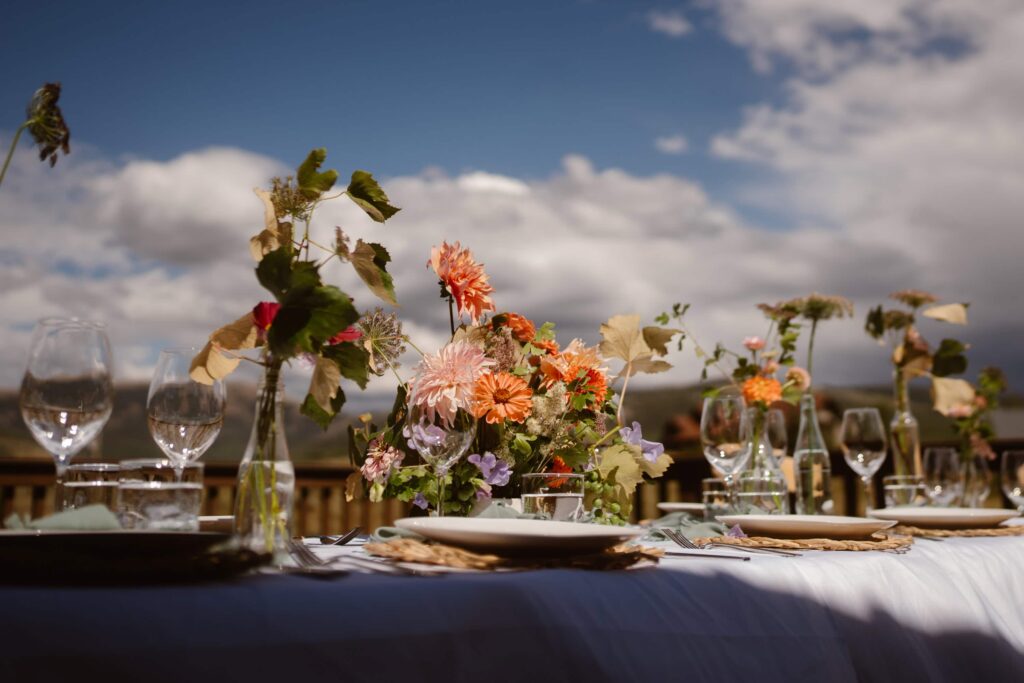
<box><xmin>742</xmin><ymin>376</ymin><xmax>783</xmax><ymax>406</ymax></box>
<box><xmin>539</xmin><ymin>339</ymin><xmax>608</xmax><ymax>408</ymax></box>
<box><xmin>532</xmin><ymin>338</ymin><xmax>560</xmax><ymax>355</ymax></box>
<box><xmin>493</xmin><ymin>312</ymin><xmax>536</xmax><ymax>343</ymax></box>
<box><xmin>548</xmin><ymin>455</ymin><xmax>573</xmax><ymax>487</ymax></box>
<box><xmin>428</xmin><ymin>242</ymin><xmax>496</xmax><ymax>324</ymax></box>
<box><xmin>471</xmin><ymin>371</ymin><xmax>533</xmax><ymax>424</ymax></box>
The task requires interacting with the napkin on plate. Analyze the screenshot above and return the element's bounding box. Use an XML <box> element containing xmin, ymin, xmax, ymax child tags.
<box><xmin>644</xmin><ymin>511</ymin><xmax>726</xmax><ymax>542</ymax></box>
<box><xmin>4</xmin><ymin>504</ymin><xmax>122</xmax><ymax>531</ymax></box>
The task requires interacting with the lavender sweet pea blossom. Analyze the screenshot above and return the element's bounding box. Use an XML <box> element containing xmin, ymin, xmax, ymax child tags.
<box><xmin>402</xmin><ymin>419</ymin><xmax>446</xmax><ymax>452</ymax></box>
<box><xmin>412</xmin><ymin>492</ymin><xmax>428</xmax><ymax>510</ymax></box>
<box><xmin>467</xmin><ymin>452</ymin><xmax>511</xmax><ymax>487</ymax></box>
<box><xmin>619</xmin><ymin>421</ymin><xmax>665</xmax><ymax>463</ymax></box>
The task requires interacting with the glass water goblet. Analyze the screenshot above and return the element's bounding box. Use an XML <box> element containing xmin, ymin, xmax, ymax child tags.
<box><xmin>19</xmin><ymin>318</ymin><xmax>114</xmax><ymax>503</ymax></box>
<box><xmin>147</xmin><ymin>348</ymin><xmax>226</xmax><ymax>480</ymax></box>
<box><xmin>961</xmin><ymin>454</ymin><xmax>992</xmax><ymax>508</ymax></box>
<box><xmin>1001</xmin><ymin>450</ymin><xmax>1024</xmax><ymax>512</ymax></box>
<box><xmin>700</xmin><ymin>396</ymin><xmax>750</xmax><ymax>502</ymax></box>
<box><xmin>839</xmin><ymin>408</ymin><xmax>887</xmax><ymax>514</ymax></box>
<box><xmin>765</xmin><ymin>409</ymin><xmax>788</xmax><ymax>463</ymax></box>
<box><xmin>923</xmin><ymin>447</ymin><xmax>964</xmax><ymax>507</ymax></box>
<box><xmin>403</xmin><ymin>404</ymin><xmax>476</xmax><ymax>517</ymax></box>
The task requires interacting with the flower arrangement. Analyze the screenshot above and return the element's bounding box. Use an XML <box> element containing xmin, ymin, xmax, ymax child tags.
<box><xmin>940</xmin><ymin>366</ymin><xmax>1008</xmax><ymax>462</ymax></box>
<box><xmin>347</xmin><ymin>242</ymin><xmax>680</xmax><ymax>523</ymax></box>
<box><xmin>1</xmin><ymin>82</ymin><xmax>71</xmax><ymax>187</ymax></box>
<box><xmin>189</xmin><ymin>148</ymin><xmax>401</xmax><ymax>551</ymax></box>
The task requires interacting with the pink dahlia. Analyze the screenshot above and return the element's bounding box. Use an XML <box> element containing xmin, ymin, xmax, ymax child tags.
<box><xmin>409</xmin><ymin>340</ymin><xmax>494</xmax><ymax>426</ymax></box>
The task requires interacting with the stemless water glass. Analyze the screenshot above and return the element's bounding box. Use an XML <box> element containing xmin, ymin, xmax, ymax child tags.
<box><xmin>19</xmin><ymin>318</ymin><xmax>114</xmax><ymax>502</ymax></box>
<box><xmin>923</xmin><ymin>447</ymin><xmax>964</xmax><ymax>507</ymax></box>
<box><xmin>62</xmin><ymin>463</ymin><xmax>120</xmax><ymax>511</ymax></box>
<box><xmin>883</xmin><ymin>474</ymin><xmax>927</xmax><ymax>507</ymax></box>
<box><xmin>521</xmin><ymin>473</ymin><xmax>584</xmax><ymax>521</ymax></box>
<box><xmin>839</xmin><ymin>408</ymin><xmax>888</xmax><ymax>514</ymax></box>
<box><xmin>1001</xmin><ymin>450</ymin><xmax>1024</xmax><ymax>512</ymax></box>
<box><xmin>404</xmin><ymin>404</ymin><xmax>476</xmax><ymax>517</ymax></box>
<box><xmin>700</xmin><ymin>396</ymin><xmax>750</xmax><ymax>498</ymax></box>
<box><xmin>147</xmin><ymin>348</ymin><xmax>226</xmax><ymax>480</ymax></box>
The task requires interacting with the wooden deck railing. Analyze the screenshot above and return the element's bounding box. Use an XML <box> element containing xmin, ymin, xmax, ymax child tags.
<box><xmin>2</xmin><ymin>439</ymin><xmax>1020</xmax><ymax>534</ymax></box>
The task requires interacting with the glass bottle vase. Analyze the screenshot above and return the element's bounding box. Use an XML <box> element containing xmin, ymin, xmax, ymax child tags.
<box><xmin>794</xmin><ymin>393</ymin><xmax>833</xmax><ymax>515</ymax></box>
<box><xmin>739</xmin><ymin>408</ymin><xmax>789</xmax><ymax>514</ymax></box>
<box><xmin>961</xmin><ymin>448</ymin><xmax>991</xmax><ymax>508</ymax></box>
<box><xmin>890</xmin><ymin>371</ymin><xmax>922</xmax><ymax>477</ymax></box>
<box><xmin>234</xmin><ymin>363</ymin><xmax>295</xmax><ymax>557</ymax></box>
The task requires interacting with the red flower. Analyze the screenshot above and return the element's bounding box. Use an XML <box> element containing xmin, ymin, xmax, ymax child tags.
<box><xmin>252</xmin><ymin>301</ymin><xmax>281</xmax><ymax>331</ymax></box>
<box><xmin>548</xmin><ymin>456</ymin><xmax>573</xmax><ymax>488</ymax></box>
<box><xmin>328</xmin><ymin>326</ymin><xmax>363</xmax><ymax>344</ymax></box>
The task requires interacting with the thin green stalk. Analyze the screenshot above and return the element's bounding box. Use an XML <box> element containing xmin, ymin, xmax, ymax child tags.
<box><xmin>447</xmin><ymin>296</ymin><xmax>456</xmax><ymax>337</ymax></box>
<box><xmin>807</xmin><ymin>319</ymin><xmax>819</xmax><ymax>378</ymax></box>
<box><xmin>0</xmin><ymin>122</ymin><xmax>30</xmax><ymax>187</ymax></box>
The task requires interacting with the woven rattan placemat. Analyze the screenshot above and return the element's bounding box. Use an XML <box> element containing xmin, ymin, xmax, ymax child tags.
<box><xmin>890</xmin><ymin>524</ymin><xmax>1024</xmax><ymax>538</ymax></box>
<box><xmin>693</xmin><ymin>533</ymin><xmax>913</xmax><ymax>552</ymax></box>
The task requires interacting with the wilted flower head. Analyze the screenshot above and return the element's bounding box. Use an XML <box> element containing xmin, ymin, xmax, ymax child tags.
<box><xmin>358</xmin><ymin>308</ymin><xmax>406</xmax><ymax>376</ymax></box>
<box><xmin>785</xmin><ymin>366</ymin><xmax>812</xmax><ymax>391</ymax></box>
<box><xmin>794</xmin><ymin>293</ymin><xmax>854</xmax><ymax>321</ymax></box>
<box><xmin>429</xmin><ymin>241</ymin><xmax>496</xmax><ymax>324</ymax></box>
<box><xmin>268</xmin><ymin>175</ymin><xmax>312</xmax><ymax>222</ymax></box>
<box><xmin>890</xmin><ymin>289</ymin><xmax>938</xmax><ymax>309</ymax></box>
<box><xmin>409</xmin><ymin>340</ymin><xmax>494</xmax><ymax>426</ymax></box>
<box><xmin>485</xmin><ymin>326</ymin><xmax>521</xmax><ymax>373</ymax></box>
<box><xmin>757</xmin><ymin>301</ymin><xmax>800</xmax><ymax>322</ymax></box>
<box><xmin>743</xmin><ymin>336</ymin><xmax>766</xmax><ymax>351</ymax></box>
<box><xmin>26</xmin><ymin>82</ymin><xmax>70</xmax><ymax>168</ymax></box>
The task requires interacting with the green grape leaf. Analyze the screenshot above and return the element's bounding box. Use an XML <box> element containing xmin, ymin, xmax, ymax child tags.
<box><xmin>347</xmin><ymin>170</ymin><xmax>401</xmax><ymax>223</ymax></box>
<box><xmin>932</xmin><ymin>338</ymin><xmax>968</xmax><ymax>377</ymax></box>
<box><xmin>296</xmin><ymin>148</ymin><xmax>338</xmax><ymax>199</ymax></box>
<box><xmin>267</xmin><ymin>284</ymin><xmax>359</xmax><ymax>355</ymax></box>
<box><xmin>597</xmin><ymin>445</ymin><xmax>644</xmax><ymax>496</ymax></box>
<box><xmin>301</xmin><ymin>384</ymin><xmax>347</xmax><ymax>431</ymax></box>
<box><xmin>323</xmin><ymin>341</ymin><xmax>371</xmax><ymax>390</ymax></box>
<box><xmin>350</xmin><ymin>239</ymin><xmax>397</xmax><ymax>305</ymax></box>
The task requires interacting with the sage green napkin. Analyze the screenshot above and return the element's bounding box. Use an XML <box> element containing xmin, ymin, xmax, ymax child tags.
<box><xmin>4</xmin><ymin>504</ymin><xmax>122</xmax><ymax>531</ymax></box>
<box><xmin>644</xmin><ymin>511</ymin><xmax>726</xmax><ymax>542</ymax></box>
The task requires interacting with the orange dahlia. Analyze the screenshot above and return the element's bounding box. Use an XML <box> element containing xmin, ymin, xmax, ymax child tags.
<box><xmin>742</xmin><ymin>376</ymin><xmax>783</xmax><ymax>406</ymax></box>
<box><xmin>539</xmin><ymin>339</ymin><xmax>608</xmax><ymax>407</ymax></box>
<box><xmin>493</xmin><ymin>312</ymin><xmax>536</xmax><ymax>343</ymax></box>
<box><xmin>532</xmin><ymin>338</ymin><xmax>560</xmax><ymax>355</ymax></box>
<box><xmin>428</xmin><ymin>241</ymin><xmax>496</xmax><ymax>324</ymax></box>
<box><xmin>471</xmin><ymin>371</ymin><xmax>533</xmax><ymax>424</ymax></box>
<box><xmin>547</xmin><ymin>455</ymin><xmax>573</xmax><ymax>487</ymax></box>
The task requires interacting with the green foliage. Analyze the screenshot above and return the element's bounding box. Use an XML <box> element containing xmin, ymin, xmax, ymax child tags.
<box><xmin>347</xmin><ymin>170</ymin><xmax>401</xmax><ymax>222</ymax></box>
<box><xmin>932</xmin><ymin>338</ymin><xmax>968</xmax><ymax>378</ymax></box>
<box><xmin>296</xmin><ymin>148</ymin><xmax>339</xmax><ymax>199</ymax></box>
<box><xmin>300</xmin><ymin>387</ymin><xmax>347</xmax><ymax>430</ymax></box>
<box><xmin>268</xmin><ymin>284</ymin><xmax>359</xmax><ymax>356</ymax></box>
<box><xmin>323</xmin><ymin>342</ymin><xmax>371</xmax><ymax>390</ymax></box>
<box><xmin>349</xmin><ymin>240</ymin><xmax>397</xmax><ymax>305</ymax></box>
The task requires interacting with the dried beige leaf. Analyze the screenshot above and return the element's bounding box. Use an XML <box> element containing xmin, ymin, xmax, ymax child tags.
<box><xmin>931</xmin><ymin>376</ymin><xmax>976</xmax><ymax>416</ymax></box>
<box><xmin>641</xmin><ymin>326</ymin><xmax>681</xmax><ymax>357</ymax></box>
<box><xmin>309</xmin><ymin>356</ymin><xmax>342</xmax><ymax>413</ymax></box>
<box><xmin>211</xmin><ymin>313</ymin><xmax>259</xmax><ymax>350</ymax></box>
<box><xmin>922</xmin><ymin>303</ymin><xmax>968</xmax><ymax>325</ymax></box>
<box><xmin>344</xmin><ymin>471</ymin><xmax>364</xmax><ymax>502</ymax></box>
<box><xmin>599</xmin><ymin>314</ymin><xmax>652</xmax><ymax>365</ymax></box>
<box><xmin>189</xmin><ymin>342</ymin><xmax>241</xmax><ymax>385</ymax></box>
<box><xmin>452</xmin><ymin>325</ymin><xmax>487</xmax><ymax>348</ymax></box>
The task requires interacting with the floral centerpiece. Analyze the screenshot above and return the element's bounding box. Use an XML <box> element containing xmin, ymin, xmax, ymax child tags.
<box><xmin>347</xmin><ymin>242</ymin><xmax>680</xmax><ymax>524</ymax></box>
<box><xmin>864</xmin><ymin>289</ymin><xmax>971</xmax><ymax>475</ymax></box>
<box><xmin>189</xmin><ymin>148</ymin><xmax>401</xmax><ymax>553</ymax></box>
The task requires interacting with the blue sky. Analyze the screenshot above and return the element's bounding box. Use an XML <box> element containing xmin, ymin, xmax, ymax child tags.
<box><xmin>1</xmin><ymin>0</ymin><xmax>1023</xmax><ymax>397</ymax></box>
<box><xmin>1</xmin><ymin>1</ymin><xmax>780</xmax><ymax>221</ymax></box>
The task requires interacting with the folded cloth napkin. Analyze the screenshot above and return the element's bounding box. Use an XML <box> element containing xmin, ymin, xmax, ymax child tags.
<box><xmin>4</xmin><ymin>504</ymin><xmax>122</xmax><ymax>531</ymax></box>
<box><xmin>644</xmin><ymin>512</ymin><xmax>726</xmax><ymax>542</ymax></box>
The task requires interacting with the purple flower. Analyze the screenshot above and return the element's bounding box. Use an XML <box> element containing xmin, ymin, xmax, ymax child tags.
<box><xmin>619</xmin><ymin>421</ymin><xmax>665</xmax><ymax>463</ymax></box>
<box><xmin>474</xmin><ymin>482</ymin><xmax>493</xmax><ymax>500</ymax></box>
<box><xmin>412</xmin><ymin>492</ymin><xmax>428</xmax><ymax>510</ymax></box>
<box><xmin>467</xmin><ymin>452</ymin><xmax>511</xmax><ymax>487</ymax></box>
<box><xmin>726</xmin><ymin>524</ymin><xmax>747</xmax><ymax>539</ymax></box>
<box><xmin>402</xmin><ymin>419</ymin><xmax>446</xmax><ymax>453</ymax></box>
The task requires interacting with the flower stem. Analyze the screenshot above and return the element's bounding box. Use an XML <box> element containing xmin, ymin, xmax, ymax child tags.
<box><xmin>0</xmin><ymin>122</ymin><xmax>30</xmax><ymax>188</ymax></box>
<box><xmin>807</xmin><ymin>319</ymin><xmax>818</xmax><ymax>379</ymax></box>
<box><xmin>447</xmin><ymin>296</ymin><xmax>456</xmax><ymax>337</ymax></box>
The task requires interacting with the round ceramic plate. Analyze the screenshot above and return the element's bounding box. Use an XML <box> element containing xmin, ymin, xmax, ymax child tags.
<box><xmin>656</xmin><ymin>502</ymin><xmax>705</xmax><ymax>514</ymax></box>
<box><xmin>868</xmin><ymin>507</ymin><xmax>1020</xmax><ymax>529</ymax></box>
<box><xmin>394</xmin><ymin>517</ymin><xmax>643</xmax><ymax>556</ymax></box>
<box><xmin>716</xmin><ymin>514</ymin><xmax>897</xmax><ymax>540</ymax></box>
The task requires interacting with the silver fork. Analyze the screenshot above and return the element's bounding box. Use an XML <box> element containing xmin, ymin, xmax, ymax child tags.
<box><xmin>288</xmin><ymin>539</ymin><xmax>443</xmax><ymax>577</ymax></box>
<box><xmin>319</xmin><ymin>527</ymin><xmax>363</xmax><ymax>546</ymax></box>
<box><xmin>661</xmin><ymin>528</ymin><xmax>801</xmax><ymax>558</ymax></box>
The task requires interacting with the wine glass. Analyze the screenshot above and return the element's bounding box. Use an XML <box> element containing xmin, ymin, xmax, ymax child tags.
<box><xmin>839</xmin><ymin>408</ymin><xmax>888</xmax><ymax>514</ymax></box>
<box><xmin>923</xmin><ymin>447</ymin><xmax>964</xmax><ymax>507</ymax></box>
<box><xmin>1001</xmin><ymin>450</ymin><xmax>1024</xmax><ymax>512</ymax></box>
<box><xmin>700</xmin><ymin>396</ymin><xmax>750</xmax><ymax>499</ymax></box>
<box><xmin>147</xmin><ymin>348</ymin><xmax>226</xmax><ymax>480</ymax></box>
<box><xmin>961</xmin><ymin>454</ymin><xmax>992</xmax><ymax>508</ymax></box>
<box><xmin>403</xmin><ymin>404</ymin><xmax>476</xmax><ymax>517</ymax></box>
<box><xmin>765</xmin><ymin>409</ymin><xmax>788</xmax><ymax>462</ymax></box>
<box><xmin>19</xmin><ymin>318</ymin><xmax>114</xmax><ymax>504</ymax></box>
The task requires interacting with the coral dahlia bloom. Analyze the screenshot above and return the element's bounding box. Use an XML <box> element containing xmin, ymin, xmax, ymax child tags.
<box><xmin>409</xmin><ymin>340</ymin><xmax>494</xmax><ymax>427</ymax></box>
<box><xmin>472</xmin><ymin>372</ymin><xmax>533</xmax><ymax>424</ymax></box>
<box><xmin>742</xmin><ymin>376</ymin><xmax>783</xmax><ymax>406</ymax></box>
<box><xmin>540</xmin><ymin>339</ymin><xmax>608</xmax><ymax>406</ymax></box>
<box><xmin>493</xmin><ymin>312</ymin><xmax>536</xmax><ymax>343</ymax></box>
<box><xmin>428</xmin><ymin>241</ymin><xmax>496</xmax><ymax>324</ymax></box>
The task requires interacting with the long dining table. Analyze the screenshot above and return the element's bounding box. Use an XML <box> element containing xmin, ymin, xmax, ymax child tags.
<box><xmin>0</xmin><ymin>530</ymin><xmax>1022</xmax><ymax>682</ymax></box>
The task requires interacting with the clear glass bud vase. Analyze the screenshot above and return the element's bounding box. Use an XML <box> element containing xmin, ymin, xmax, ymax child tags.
<box><xmin>794</xmin><ymin>393</ymin><xmax>833</xmax><ymax>515</ymax></box>
<box><xmin>738</xmin><ymin>407</ymin><xmax>789</xmax><ymax>514</ymax></box>
<box><xmin>890</xmin><ymin>371</ymin><xmax>922</xmax><ymax>477</ymax></box>
<box><xmin>235</xmin><ymin>363</ymin><xmax>294</xmax><ymax>557</ymax></box>
<box><xmin>961</xmin><ymin>448</ymin><xmax>991</xmax><ymax>508</ymax></box>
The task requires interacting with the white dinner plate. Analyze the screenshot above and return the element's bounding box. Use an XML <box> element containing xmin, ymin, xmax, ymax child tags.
<box><xmin>394</xmin><ymin>517</ymin><xmax>643</xmax><ymax>555</ymax></box>
<box><xmin>868</xmin><ymin>507</ymin><xmax>1020</xmax><ymax>529</ymax></box>
<box><xmin>657</xmin><ymin>502</ymin><xmax>705</xmax><ymax>514</ymax></box>
<box><xmin>716</xmin><ymin>514</ymin><xmax>897</xmax><ymax>540</ymax></box>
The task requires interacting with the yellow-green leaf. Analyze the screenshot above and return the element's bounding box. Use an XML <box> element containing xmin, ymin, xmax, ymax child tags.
<box><xmin>638</xmin><ymin>451</ymin><xmax>673</xmax><ymax>479</ymax></box>
<box><xmin>350</xmin><ymin>239</ymin><xmax>397</xmax><ymax>305</ymax></box>
<box><xmin>597</xmin><ymin>444</ymin><xmax>645</xmax><ymax>496</ymax></box>
<box><xmin>642</xmin><ymin>326</ymin><xmax>681</xmax><ymax>357</ymax></box>
<box><xmin>309</xmin><ymin>356</ymin><xmax>342</xmax><ymax>413</ymax></box>
<box><xmin>296</xmin><ymin>148</ymin><xmax>338</xmax><ymax>199</ymax></box>
<box><xmin>931</xmin><ymin>376</ymin><xmax>976</xmax><ymax>416</ymax></box>
<box><xmin>922</xmin><ymin>303</ymin><xmax>968</xmax><ymax>325</ymax></box>
<box><xmin>347</xmin><ymin>170</ymin><xmax>400</xmax><ymax>223</ymax></box>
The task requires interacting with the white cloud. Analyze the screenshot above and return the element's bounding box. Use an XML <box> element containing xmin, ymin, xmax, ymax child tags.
<box><xmin>654</xmin><ymin>134</ymin><xmax>689</xmax><ymax>155</ymax></box>
<box><xmin>648</xmin><ymin>10</ymin><xmax>692</xmax><ymax>38</ymax></box>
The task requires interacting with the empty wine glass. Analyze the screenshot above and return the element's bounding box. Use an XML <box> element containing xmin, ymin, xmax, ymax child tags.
<box><xmin>923</xmin><ymin>447</ymin><xmax>964</xmax><ymax>507</ymax></box>
<box><xmin>1001</xmin><ymin>450</ymin><xmax>1024</xmax><ymax>512</ymax></box>
<box><xmin>839</xmin><ymin>408</ymin><xmax>887</xmax><ymax>514</ymax></box>
<box><xmin>961</xmin><ymin>453</ymin><xmax>992</xmax><ymax>508</ymax></box>
<box><xmin>403</xmin><ymin>403</ymin><xmax>476</xmax><ymax>517</ymax></box>
<box><xmin>147</xmin><ymin>348</ymin><xmax>225</xmax><ymax>480</ymax></box>
<box><xmin>700</xmin><ymin>396</ymin><xmax>750</xmax><ymax>498</ymax></box>
<box><xmin>765</xmin><ymin>409</ymin><xmax>788</xmax><ymax>461</ymax></box>
<box><xmin>19</xmin><ymin>318</ymin><xmax>114</xmax><ymax>503</ymax></box>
